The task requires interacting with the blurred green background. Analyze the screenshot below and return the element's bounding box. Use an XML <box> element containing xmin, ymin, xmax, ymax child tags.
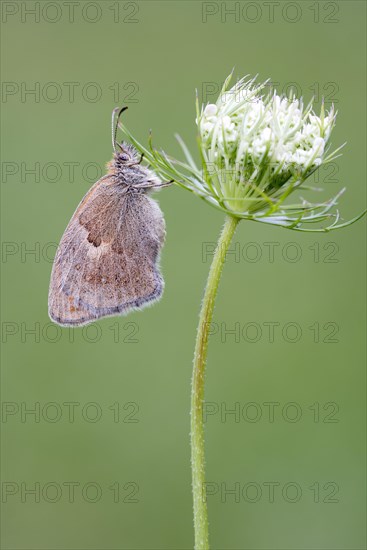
<box><xmin>1</xmin><ymin>1</ymin><xmax>366</xmax><ymax>549</ymax></box>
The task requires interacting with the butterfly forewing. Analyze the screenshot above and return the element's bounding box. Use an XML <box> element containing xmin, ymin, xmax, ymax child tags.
<box><xmin>48</xmin><ymin>176</ymin><xmax>165</xmax><ymax>327</ymax></box>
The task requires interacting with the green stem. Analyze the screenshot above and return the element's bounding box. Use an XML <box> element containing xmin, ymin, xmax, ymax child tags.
<box><xmin>191</xmin><ymin>215</ymin><xmax>240</xmax><ymax>550</ymax></box>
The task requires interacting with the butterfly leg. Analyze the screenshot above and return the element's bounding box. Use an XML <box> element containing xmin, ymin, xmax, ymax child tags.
<box><xmin>130</xmin><ymin>153</ymin><xmax>145</xmax><ymax>167</ymax></box>
<box><xmin>157</xmin><ymin>179</ymin><xmax>174</xmax><ymax>188</ymax></box>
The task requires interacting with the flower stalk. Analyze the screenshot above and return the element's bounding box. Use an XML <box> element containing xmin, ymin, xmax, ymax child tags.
<box><xmin>191</xmin><ymin>215</ymin><xmax>239</xmax><ymax>550</ymax></box>
<box><xmin>118</xmin><ymin>71</ymin><xmax>365</xmax><ymax>549</ymax></box>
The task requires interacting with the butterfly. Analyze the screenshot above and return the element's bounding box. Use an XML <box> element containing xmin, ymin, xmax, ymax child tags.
<box><xmin>48</xmin><ymin>107</ymin><xmax>172</xmax><ymax>327</ymax></box>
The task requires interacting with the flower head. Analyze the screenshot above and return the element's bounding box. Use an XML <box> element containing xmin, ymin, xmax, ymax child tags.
<box><xmin>196</xmin><ymin>75</ymin><xmax>339</xmax><ymax>217</ymax></box>
<box><xmin>120</xmin><ymin>73</ymin><xmax>365</xmax><ymax>232</ymax></box>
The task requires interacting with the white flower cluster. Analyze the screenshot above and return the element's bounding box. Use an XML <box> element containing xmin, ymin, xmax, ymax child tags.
<box><xmin>123</xmin><ymin>72</ymin><xmax>359</xmax><ymax>230</ymax></box>
<box><xmin>199</xmin><ymin>79</ymin><xmax>336</xmax><ymax>178</ymax></box>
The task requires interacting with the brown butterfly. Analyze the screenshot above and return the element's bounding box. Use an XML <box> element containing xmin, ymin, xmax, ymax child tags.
<box><xmin>48</xmin><ymin>107</ymin><xmax>172</xmax><ymax>327</ymax></box>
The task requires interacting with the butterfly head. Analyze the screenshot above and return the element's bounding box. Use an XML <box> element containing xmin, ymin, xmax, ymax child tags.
<box><xmin>115</xmin><ymin>142</ymin><xmax>139</xmax><ymax>165</ymax></box>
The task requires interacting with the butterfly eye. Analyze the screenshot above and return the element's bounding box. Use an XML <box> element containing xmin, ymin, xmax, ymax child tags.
<box><xmin>120</xmin><ymin>153</ymin><xmax>129</xmax><ymax>162</ymax></box>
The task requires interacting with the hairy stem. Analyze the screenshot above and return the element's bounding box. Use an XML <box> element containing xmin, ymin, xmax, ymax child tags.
<box><xmin>191</xmin><ymin>215</ymin><xmax>240</xmax><ymax>549</ymax></box>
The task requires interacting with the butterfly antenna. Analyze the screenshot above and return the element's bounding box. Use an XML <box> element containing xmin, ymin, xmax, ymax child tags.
<box><xmin>111</xmin><ymin>106</ymin><xmax>128</xmax><ymax>152</ymax></box>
